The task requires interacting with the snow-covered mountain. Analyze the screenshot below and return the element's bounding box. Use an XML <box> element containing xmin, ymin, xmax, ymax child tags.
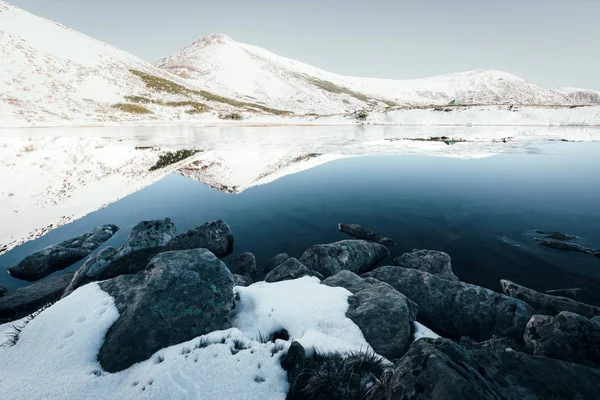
<box><xmin>156</xmin><ymin>34</ymin><xmax>576</xmax><ymax>114</ymax></box>
<box><xmin>555</xmin><ymin>87</ymin><xmax>600</xmax><ymax>105</ymax></box>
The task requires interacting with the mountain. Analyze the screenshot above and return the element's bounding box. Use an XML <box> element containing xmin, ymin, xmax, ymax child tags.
<box><xmin>156</xmin><ymin>34</ymin><xmax>575</xmax><ymax>114</ymax></box>
<box><xmin>555</xmin><ymin>87</ymin><xmax>600</xmax><ymax>105</ymax></box>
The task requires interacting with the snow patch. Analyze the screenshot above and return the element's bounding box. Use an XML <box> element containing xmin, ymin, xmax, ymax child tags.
<box><xmin>413</xmin><ymin>322</ymin><xmax>441</xmax><ymax>342</ymax></box>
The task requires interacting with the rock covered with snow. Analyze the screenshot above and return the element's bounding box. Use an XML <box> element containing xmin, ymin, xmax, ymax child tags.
<box><xmin>263</xmin><ymin>253</ymin><xmax>291</xmax><ymax>275</ymax></box>
<box><xmin>365</xmin><ymin>266</ymin><xmax>533</xmax><ymax>341</ymax></box>
<box><xmin>7</xmin><ymin>224</ymin><xmax>119</xmax><ymax>281</ymax></box>
<box><xmin>165</xmin><ymin>219</ymin><xmax>234</xmax><ymax>257</ymax></box>
<box><xmin>524</xmin><ymin>311</ymin><xmax>600</xmax><ymax>368</ymax></box>
<box><xmin>390</xmin><ymin>249</ymin><xmax>458</xmax><ymax>281</ymax></box>
<box><xmin>228</xmin><ymin>252</ymin><xmax>257</xmax><ymax>280</ymax></box>
<box><xmin>501</xmin><ymin>280</ymin><xmax>600</xmax><ymax>319</ymax></box>
<box><xmin>264</xmin><ymin>258</ymin><xmax>324</xmax><ymax>283</ymax></box>
<box><xmin>299</xmin><ymin>240</ymin><xmax>389</xmax><ymax>278</ymax></box>
<box><xmin>338</xmin><ymin>223</ymin><xmax>396</xmax><ymax>247</ymax></box>
<box><xmin>97</xmin><ymin>248</ymin><xmax>235</xmax><ymax>372</ymax></box>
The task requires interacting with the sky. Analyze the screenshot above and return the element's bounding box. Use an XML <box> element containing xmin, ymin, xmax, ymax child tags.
<box><xmin>9</xmin><ymin>0</ymin><xmax>600</xmax><ymax>90</ymax></box>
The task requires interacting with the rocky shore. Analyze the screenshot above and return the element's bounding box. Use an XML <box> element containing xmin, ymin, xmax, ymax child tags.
<box><xmin>1</xmin><ymin>220</ymin><xmax>599</xmax><ymax>399</ymax></box>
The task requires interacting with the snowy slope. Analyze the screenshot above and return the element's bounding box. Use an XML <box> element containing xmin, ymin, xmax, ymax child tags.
<box><xmin>156</xmin><ymin>34</ymin><xmax>574</xmax><ymax>114</ymax></box>
<box><xmin>555</xmin><ymin>87</ymin><xmax>600</xmax><ymax>105</ymax></box>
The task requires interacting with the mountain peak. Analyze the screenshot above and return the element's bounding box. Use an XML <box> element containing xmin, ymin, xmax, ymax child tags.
<box><xmin>188</xmin><ymin>33</ymin><xmax>234</xmax><ymax>49</ymax></box>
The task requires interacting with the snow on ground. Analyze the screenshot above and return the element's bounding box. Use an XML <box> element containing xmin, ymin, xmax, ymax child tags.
<box><xmin>412</xmin><ymin>322</ymin><xmax>441</xmax><ymax>342</ymax></box>
<box><xmin>0</xmin><ymin>278</ymin><xmax>374</xmax><ymax>400</ymax></box>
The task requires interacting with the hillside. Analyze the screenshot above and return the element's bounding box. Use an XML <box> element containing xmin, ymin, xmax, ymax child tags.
<box><xmin>556</xmin><ymin>87</ymin><xmax>600</xmax><ymax>105</ymax></box>
<box><xmin>156</xmin><ymin>34</ymin><xmax>575</xmax><ymax>114</ymax></box>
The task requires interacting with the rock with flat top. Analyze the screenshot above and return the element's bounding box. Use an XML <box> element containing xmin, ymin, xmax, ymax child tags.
<box><xmin>338</xmin><ymin>223</ymin><xmax>396</xmax><ymax>247</ymax></box>
<box><xmin>265</xmin><ymin>258</ymin><xmax>324</xmax><ymax>283</ymax></box>
<box><xmin>391</xmin><ymin>249</ymin><xmax>458</xmax><ymax>281</ymax></box>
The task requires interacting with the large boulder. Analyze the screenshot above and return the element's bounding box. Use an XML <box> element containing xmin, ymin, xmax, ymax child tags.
<box><xmin>165</xmin><ymin>219</ymin><xmax>233</xmax><ymax>257</ymax></box>
<box><xmin>338</xmin><ymin>223</ymin><xmax>396</xmax><ymax>247</ymax></box>
<box><xmin>299</xmin><ymin>240</ymin><xmax>389</xmax><ymax>278</ymax></box>
<box><xmin>368</xmin><ymin>338</ymin><xmax>600</xmax><ymax>400</ymax></box>
<box><xmin>0</xmin><ymin>272</ymin><xmax>75</xmax><ymax>323</ymax></box>
<box><xmin>364</xmin><ymin>266</ymin><xmax>533</xmax><ymax>341</ymax></box>
<box><xmin>321</xmin><ymin>270</ymin><xmax>373</xmax><ymax>293</ymax></box>
<box><xmin>7</xmin><ymin>225</ymin><xmax>119</xmax><ymax>281</ymax></box>
<box><xmin>228</xmin><ymin>252</ymin><xmax>257</xmax><ymax>280</ymax></box>
<box><xmin>501</xmin><ymin>280</ymin><xmax>600</xmax><ymax>318</ymax></box>
<box><xmin>263</xmin><ymin>253</ymin><xmax>290</xmax><ymax>275</ymax></box>
<box><xmin>62</xmin><ymin>247</ymin><xmax>118</xmax><ymax>296</ymax></box>
<box><xmin>524</xmin><ymin>311</ymin><xmax>600</xmax><ymax>368</ymax></box>
<box><xmin>97</xmin><ymin>248</ymin><xmax>235</xmax><ymax>372</ymax></box>
<box><xmin>264</xmin><ymin>258</ymin><xmax>324</xmax><ymax>283</ymax></box>
<box><xmin>390</xmin><ymin>249</ymin><xmax>458</xmax><ymax>281</ymax></box>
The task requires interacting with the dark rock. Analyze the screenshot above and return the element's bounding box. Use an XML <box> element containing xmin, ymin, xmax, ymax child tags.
<box><xmin>7</xmin><ymin>225</ymin><xmax>119</xmax><ymax>281</ymax></box>
<box><xmin>338</xmin><ymin>223</ymin><xmax>396</xmax><ymax>247</ymax></box>
<box><xmin>595</xmin><ymin>251</ymin><xmax>600</xmax><ymax>259</ymax></box>
<box><xmin>501</xmin><ymin>280</ymin><xmax>600</xmax><ymax>318</ymax></box>
<box><xmin>165</xmin><ymin>219</ymin><xmax>233</xmax><ymax>257</ymax></box>
<box><xmin>365</xmin><ymin>266</ymin><xmax>533</xmax><ymax>341</ymax></box>
<box><xmin>299</xmin><ymin>240</ymin><xmax>389</xmax><ymax>278</ymax></box>
<box><xmin>281</xmin><ymin>341</ymin><xmax>306</xmax><ymax>399</ymax></box>
<box><xmin>233</xmin><ymin>274</ymin><xmax>253</xmax><ymax>287</ymax></box>
<box><xmin>97</xmin><ymin>248</ymin><xmax>235</xmax><ymax>372</ymax></box>
<box><xmin>390</xmin><ymin>249</ymin><xmax>458</xmax><ymax>281</ymax></box>
<box><xmin>545</xmin><ymin>288</ymin><xmax>582</xmax><ymax>301</ymax></box>
<box><xmin>321</xmin><ymin>270</ymin><xmax>373</xmax><ymax>293</ymax></box>
<box><xmin>592</xmin><ymin>316</ymin><xmax>600</xmax><ymax>324</ymax></box>
<box><xmin>264</xmin><ymin>258</ymin><xmax>324</xmax><ymax>283</ymax></box>
<box><xmin>0</xmin><ymin>284</ymin><xmax>6</xmax><ymax>297</ymax></box>
<box><xmin>524</xmin><ymin>311</ymin><xmax>600</xmax><ymax>368</ymax></box>
<box><xmin>228</xmin><ymin>252</ymin><xmax>257</xmax><ymax>280</ymax></box>
<box><xmin>0</xmin><ymin>272</ymin><xmax>75</xmax><ymax>323</ymax></box>
<box><xmin>263</xmin><ymin>253</ymin><xmax>290</xmax><ymax>275</ymax></box>
<box><xmin>535</xmin><ymin>238</ymin><xmax>594</xmax><ymax>254</ymax></box>
<box><xmin>62</xmin><ymin>247</ymin><xmax>118</xmax><ymax>296</ymax></box>
<box><xmin>536</xmin><ymin>230</ymin><xmax>578</xmax><ymax>240</ymax></box>
<box><xmin>369</xmin><ymin>338</ymin><xmax>600</xmax><ymax>400</ymax></box>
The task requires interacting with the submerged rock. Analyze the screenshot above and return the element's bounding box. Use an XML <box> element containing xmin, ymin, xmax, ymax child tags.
<box><xmin>501</xmin><ymin>280</ymin><xmax>600</xmax><ymax>318</ymax></box>
<box><xmin>390</xmin><ymin>249</ymin><xmax>458</xmax><ymax>281</ymax></box>
<box><xmin>338</xmin><ymin>223</ymin><xmax>396</xmax><ymax>247</ymax></box>
<box><xmin>535</xmin><ymin>230</ymin><xmax>578</xmax><ymax>240</ymax></box>
<box><xmin>97</xmin><ymin>248</ymin><xmax>235</xmax><ymax>372</ymax></box>
<box><xmin>165</xmin><ymin>219</ymin><xmax>233</xmax><ymax>257</ymax></box>
<box><xmin>0</xmin><ymin>272</ymin><xmax>75</xmax><ymax>322</ymax></box>
<box><xmin>263</xmin><ymin>253</ymin><xmax>290</xmax><ymax>275</ymax></box>
<box><xmin>535</xmin><ymin>238</ymin><xmax>594</xmax><ymax>254</ymax></box>
<box><xmin>7</xmin><ymin>225</ymin><xmax>119</xmax><ymax>281</ymax></box>
<box><xmin>228</xmin><ymin>252</ymin><xmax>257</xmax><ymax>280</ymax></box>
<box><xmin>62</xmin><ymin>247</ymin><xmax>118</xmax><ymax>296</ymax></box>
<box><xmin>524</xmin><ymin>311</ymin><xmax>600</xmax><ymax>368</ymax></box>
<box><xmin>264</xmin><ymin>258</ymin><xmax>324</xmax><ymax>283</ymax></box>
<box><xmin>368</xmin><ymin>338</ymin><xmax>600</xmax><ymax>400</ymax></box>
<box><xmin>365</xmin><ymin>266</ymin><xmax>533</xmax><ymax>341</ymax></box>
<box><xmin>299</xmin><ymin>240</ymin><xmax>389</xmax><ymax>278</ymax></box>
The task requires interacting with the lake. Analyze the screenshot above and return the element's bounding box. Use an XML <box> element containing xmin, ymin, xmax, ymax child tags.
<box><xmin>1</xmin><ymin>129</ymin><xmax>599</xmax><ymax>305</ymax></box>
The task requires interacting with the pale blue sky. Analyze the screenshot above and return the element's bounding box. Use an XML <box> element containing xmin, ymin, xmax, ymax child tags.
<box><xmin>10</xmin><ymin>0</ymin><xmax>600</xmax><ymax>90</ymax></box>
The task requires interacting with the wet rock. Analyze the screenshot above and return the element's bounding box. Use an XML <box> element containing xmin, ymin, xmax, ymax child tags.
<box><xmin>264</xmin><ymin>258</ymin><xmax>324</xmax><ymax>283</ymax></box>
<box><xmin>233</xmin><ymin>274</ymin><xmax>253</xmax><ymax>287</ymax></box>
<box><xmin>338</xmin><ymin>223</ymin><xmax>396</xmax><ymax>247</ymax></box>
<box><xmin>545</xmin><ymin>288</ymin><xmax>582</xmax><ymax>301</ymax></box>
<box><xmin>535</xmin><ymin>238</ymin><xmax>594</xmax><ymax>254</ymax></box>
<box><xmin>524</xmin><ymin>311</ymin><xmax>600</xmax><ymax>368</ymax></box>
<box><xmin>501</xmin><ymin>280</ymin><xmax>600</xmax><ymax>318</ymax></box>
<box><xmin>535</xmin><ymin>230</ymin><xmax>578</xmax><ymax>240</ymax></box>
<box><xmin>62</xmin><ymin>247</ymin><xmax>118</xmax><ymax>296</ymax></box>
<box><xmin>299</xmin><ymin>240</ymin><xmax>389</xmax><ymax>278</ymax></box>
<box><xmin>7</xmin><ymin>225</ymin><xmax>119</xmax><ymax>281</ymax></box>
<box><xmin>165</xmin><ymin>219</ymin><xmax>233</xmax><ymax>257</ymax></box>
<box><xmin>97</xmin><ymin>248</ymin><xmax>235</xmax><ymax>372</ymax></box>
<box><xmin>263</xmin><ymin>253</ymin><xmax>290</xmax><ymax>275</ymax></box>
<box><xmin>281</xmin><ymin>341</ymin><xmax>306</xmax><ymax>399</ymax></box>
<box><xmin>0</xmin><ymin>272</ymin><xmax>75</xmax><ymax>323</ymax></box>
<box><xmin>228</xmin><ymin>252</ymin><xmax>257</xmax><ymax>280</ymax></box>
<box><xmin>365</xmin><ymin>266</ymin><xmax>533</xmax><ymax>341</ymax></box>
<box><xmin>368</xmin><ymin>338</ymin><xmax>600</xmax><ymax>400</ymax></box>
<box><xmin>0</xmin><ymin>284</ymin><xmax>6</xmax><ymax>297</ymax></box>
<box><xmin>390</xmin><ymin>249</ymin><xmax>458</xmax><ymax>281</ymax></box>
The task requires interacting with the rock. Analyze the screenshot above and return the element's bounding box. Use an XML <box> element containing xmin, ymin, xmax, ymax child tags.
<box><xmin>501</xmin><ymin>280</ymin><xmax>600</xmax><ymax>318</ymax></box>
<box><xmin>0</xmin><ymin>273</ymin><xmax>75</xmax><ymax>323</ymax></box>
<box><xmin>592</xmin><ymin>316</ymin><xmax>600</xmax><ymax>324</ymax></box>
<box><xmin>228</xmin><ymin>252</ymin><xmax>257</xmax><ymax>280</ymax></box>
<box><xmin>368</xmin><ymin>338</ymin><xmax>600</xmax><ymax>400</ymax></box>
<box><xmin>299</xmin><ymin>240</ymin><xmax>389</xmax><ymax>278</ymax></box>
<box><xmin>62</xmin><ymin>247</ymin><xmax>118</xmax><ymax>296</ymax></box>
<box><xmin>281</xmin><ymin>341</ymin><xmax>306</xmax><ymax>399</ymax></box>
<box><xmin>321</xmin><ymin>270</ymin><xmax>373</xmax><ymax>293</ymax></box>
<box><xmin>365</xmin><ymin>266</ymin><xmax>533</xmax><ymax>341</ymax></box>
<box><xmin>0</xmin><ymin>284</ymin><xmax>6</xmax><ymax>297</ymax></box>
<box><xmin>535</xmin><ymin>230</ymin><xmax>578</xmax><ymax>240</ymax></box>
<box><xmin>165</xmin><ymin>219</ymin><xmax>233</xmax><ymax>257</ymax></box>
<box><xmin>524</xmin><ymin>311</ymin><xmax>600</xmax><ymax>368</ymax></box>
<box><xmin>595</xmin><ymin>251</ymin><xmax>600</xmax><ymax>259</ymax></box>
<box><xmin>7</xmin><ymin>225</ymin><xmax>119</xmax><ymax>281</ymax></box>
<box><xmin>338</xmin><ymin>223</ymin><xmax>396</xmax><ymax>247</ymax></box>
<box><xmin>263</xmin><ymin>253</ymin><xmax>290</xmax><ymax>275</ymax></box>
<box><xmin>535</xmin><ymin>238</ymin><xmax>594</xmax><ymax>254</ymax></box>
<box><xmin>545</xmin><ymin>288</ymin><xmax>582</xmax><ymax>301</ymax></box>
<box><xmin>264</xmin><ymin>258</ymin><xmax>324</xmax><ymax>283</ymax></box>
<box><xmin>97</xmin><ymin>248</ymin><xmax>235</xmax><ymax>372</ymax></box>
<box><xmin>233</xmin><ymin>274</ymin><xmax>253</xmax><ymax>287</ymax></box>
<box><xmin>390</xmin><ymin>249</ymin><xmax>458</xmax><ymax>281</ymax></box>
